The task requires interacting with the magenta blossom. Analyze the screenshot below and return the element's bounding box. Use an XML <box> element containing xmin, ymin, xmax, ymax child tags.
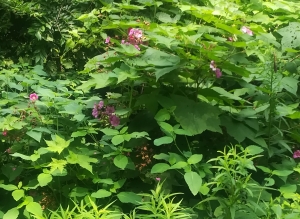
<box><xmin>105</xmin><ymin>37</ymin><xmax>110</xmax><ymax>44</ymax></box>
<box><xmin>155</xmin><ymin>177</ymin><xmax>161</xmax><ymax>181</ymax></box>
<box><xmin>241</xmin><ymin>26</ymin><xmax>253</xmax><ymax>36</ymax></box>
<box><xmin>105</xmin><ymin>106</ymin><xmax>115</xmax><ymax>114</ymax></box>
<box><xmin>210</xmin><ymin>61</ymin><xmax>222</xmax><ymax>78</ymax></box>
<box><xmin>29</xmin><ymin>93</ymin><xmax>38</xmax><ymax>102</ymax></box>
<box><xmin>122</xmin><ymin>27</ymin><xmax>144</xmax><ymax>50</ymax></box>
<box><xmin>2</xmin><ymin>130</ymin><xmax>7</xmax><ymax>136</ymax></box>
<box><xmin>293</xmin><ymin>150</ymin><xmax>300</xmax><ymax>159</ymax></box>
<box><xmin>109</xmin><ymin>115</ymin><xmax>120</xmax><ymax>127</ymax></box>
<box><xmin>215</xmin><ymin>68</ymin><xmax>222</xmax><ymax>78</ymax></box>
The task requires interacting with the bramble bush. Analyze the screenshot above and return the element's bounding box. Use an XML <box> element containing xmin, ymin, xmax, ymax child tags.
<box><xmin>1</xmin><ymin>0</ymin><xmax>300</xmax><ymax>218</ymax></box>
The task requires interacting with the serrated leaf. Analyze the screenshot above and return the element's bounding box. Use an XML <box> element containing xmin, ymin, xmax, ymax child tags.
<box><xmin>45</xmin><ymin>135</ymin><xmax>70</xmax><ymax>154</ymax></box>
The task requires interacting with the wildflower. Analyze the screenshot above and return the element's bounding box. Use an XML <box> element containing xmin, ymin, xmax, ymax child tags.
<box><xmin>2</xmin><ymin>130</ymin><xmax>7</xmax><ymax>136</ymax></box>
<box><xmin>155</xmin><ymin>177</ymin><xmax>161</xmax><ymax>181</ymax></box>
<box><xmin>109</xmin><ymin>115</ymin><xmax>120</xmax><ymax>127</ymax></box>
<box><xmin>293</xmin><ymin>150</ymin><xmax>300</xmax><ymax>159</ymax></box>
<box><xmin>105</xmin><ymin>106</ymin><xmax>115</xmax><ymax>115</ymax></box>
<box><xmin>215</xmin><ymin>68</ymin><xmax>222</xmax><ymax>78</ymax></box>
<box><xmin>210</xmin><ymin>61</ymin><xmax>216</xmax><ymax>71</ymax></box>
<box><xmin>92</xmin><ymin>104</ymin><xmax>99</xmax><ymax>118</ymax></box>
<box><xmin>98</xmin><ymin>101</ymin><xmax>104</xmax><ymax>109</ymax></box>
<box><xmin>241</xmin><ymin>26</ymin><xmax>253</xmax><ymax>36</ymax></box>
<box><xmin>209</xmin><ymin>61</ymin><xmax>222</xmax><ymax>78</ymax></box>
<box><xmin>105</xmin><ymin>37</ymin><xmax>110</xmax><ymax>44</ymax></box>
<box><xmin>29</xmin><ymin>93</ymin><xmax>38</xmax><ymax>102</ymax></box>
<box><xmin>123</xmin><ymin>27</ymin><xmax>144</xmax><ymax>50</ymax></box>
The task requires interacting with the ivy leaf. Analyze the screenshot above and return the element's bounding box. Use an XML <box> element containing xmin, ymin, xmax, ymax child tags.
<box><xmin>45</xmin><ymin>135</ymin><xmax>70</xmax><ymax>154</ymax></box>
<box><xmin>184</xmin><ymin>171</ymin><xmax>202</xmax><ymax>196</ymax></box>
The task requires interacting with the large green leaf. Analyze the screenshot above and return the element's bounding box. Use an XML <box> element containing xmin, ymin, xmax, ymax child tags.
<box><xmin>151</xmin><ymin>163</ymin><xmax>170</xmax><ymax>173</ymax></box>
<box><xmin>25</xmin><ymin>202</ymin><xmax>43</xmax><ymax>217</ymax></box>
<box><xmin>117</xmin><ymin>192</ymin><xmax>142</xmax><ymax>205</ymax></box>
<box><xmin>158</xmin><ymin>95</ymin><xmax>221</xmax><ymax>135</ymax></box>
<box><xmin>37</xmin><ymin>173</ymin><xmax>53</xmax><ymax>187</ymax></box>
<box><xmin>113</xmin><ymin>155</ymin><xmax>128</xmax><ymax>170</ymax></box>
<box><xmin>91</xmin><ymin>189</ymin><xmax>112</xmax><ymax>198</ymax></box>
<box><xmin>3</xmin><ymin>208</ymin><xmax>19</xmax><ymax>219</ymax></box>
<box><xmin>184</xmin><ymin>171</ymin><xmax>202</xmax><ymax>196</ymax></box>
<box><xmin>45</xmin><ymin>135</ymin><xmax>70</xmax><ymax>154</ymax></box>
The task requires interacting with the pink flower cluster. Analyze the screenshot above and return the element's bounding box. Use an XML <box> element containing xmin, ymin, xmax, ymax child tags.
<box><xmin>121</xmin><ymin>28</ymin><xmax>144</xmax><ymax>50</ymax></box>
<box><xmin>210</xmin><ymin>61</ymin><xmax>222</xmax><ymax>78</ymax></box>
<box><xmin>241</xmin><ymin>26</ymin><xmax>253</xmax><ymax>36</ymax></box>
<box><xmin>92</xmin><ymin>101</ymin><xmax>120</xmax><ymax>127</ymax></box>
<box><xmin>293</xmin><ymin>150</ymin><xmax>300</xmax><ymax>159</ymax></box>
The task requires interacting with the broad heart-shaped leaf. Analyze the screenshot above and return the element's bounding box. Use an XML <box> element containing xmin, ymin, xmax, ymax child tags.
<box><xmin>12</xmin><ymin>189</ymin><xmax>24</xmax><ymax>201</ymax></box>
<box><xmin>187</xmin><ymin>154</ymin><xmax>203</xmax><ymax>164</ymax></box>
<box><xmin>117</xmin><ymin>192</ymin><xmax>142</xmax><ymax>205</ymax></box>
<box><xmin>113</xmin><ymin>155</ymin><xmax>128</xmax><ymax>170</ymax></box>
<box><xmin>184</xmin><ymin>171</ymin><xmax>202</xmax><ymax>196</ymax></box>
<box><xmin>45</xmin><ymin>135</ymin><xmax>70</xmax><ymax>154</ymax></box>
<box><xmin>151</xmin><ymin>163</ymin><xmax>170</xmax><ymax>173</ymax></box>
<box><xmin>277</xmin><ymin>22</ymin><xmax>300</xmax><ymax>51</ymax></box>
<box><xmin>279</xmin><ymin>77</ymin><xmax>298</xmax><ymax>95</ymax></box>
<box><xmin>3</xmin><ymin>208</ymin><xmax>19</xmax><ymax>219</ymax></box>
<box><xmin>26</xmin><ymin>202</ymin><xmax>43</xmax><ymax>217</ymax></box>
<box><xmin>37</xmin><ymin>173</ymin><xmax>53</xmax><ymax>187</ymax></box>
<box><xmin>91</xmin><ymin>189</ymin><xmax>112</xmax><ymax>198</ymax></box>
<box><xmin>154</xmin><ymin>136</ymin><xmax>173</xmax><ymax>146</ymax></box>
<box><xmin>140</xmin><ymin>47</ymin><xmax>180</xmax><ymax>67</ymax></box>
<box><xmin>158</xmin><ymin>95</ymin><xmax>221</xmax><ymax>135</ymax></box>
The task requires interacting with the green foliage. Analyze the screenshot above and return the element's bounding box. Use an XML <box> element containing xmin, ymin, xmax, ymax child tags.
<box><xmin>1</xmin><ymin>0</ymin><xmax>300</xmax><ymax>218</ymax></box>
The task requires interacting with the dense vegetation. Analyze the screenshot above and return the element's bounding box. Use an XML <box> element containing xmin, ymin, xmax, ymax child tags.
<box><xmin>1</xmin><ymin>0</ymin><xmax>300</xmax><ymax>218</ymax></box>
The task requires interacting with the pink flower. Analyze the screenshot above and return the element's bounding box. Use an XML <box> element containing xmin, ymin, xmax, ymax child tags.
<box><xmin>293</xmin><ymin>150</ymin><xmax>300</xmax><ymax>159</ymax></box>
<box><xmin>121</xmin><ymin>40</ymin><xmax>125</xmax><ymax>44</ymax></box>
<box><xmin>155</xmin><ymin>177</ymin><xmax>161</xmax><ymax>181</ymax></box>
<box><xmin>241</xmin><ymin>26</ymin><xmax>253</xmax><ymax>36</ymax></box>
<box><xmin>2</xmin><ymin>130</ymin><xmax>7</xmax><ymax>136</ymax></box>
<box><xmin>29</xmin><ymin>93</ymin><xmax>38</xmax><ymax>102</ymax></box>
<box><xmin>105</xmin><ymin>106</ymin><xmax>115</xmax><ymax>114</ymax></box>
<box><xmin>215</xmin><ymin>68</ymin><xmax>222</xmax><ymax>78</ymax></box>
<box><xmin>134</xmin><ymin>44</ymin><xmax>140</xmax><ymax>50</ymax></box>
<box><xmin>105</xmin><ymin>37</ymin><xmax>110</xmax><ymax>44</ymax></box>
<box><xmin>210</xmin><ymin>61</ymin><xmax>216</xmax><ymax>71</ymax></box>
<box><xmin>109</xmin><ymin>115</ymin><xmax>120</xmax><ymax>127</ymax></box>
